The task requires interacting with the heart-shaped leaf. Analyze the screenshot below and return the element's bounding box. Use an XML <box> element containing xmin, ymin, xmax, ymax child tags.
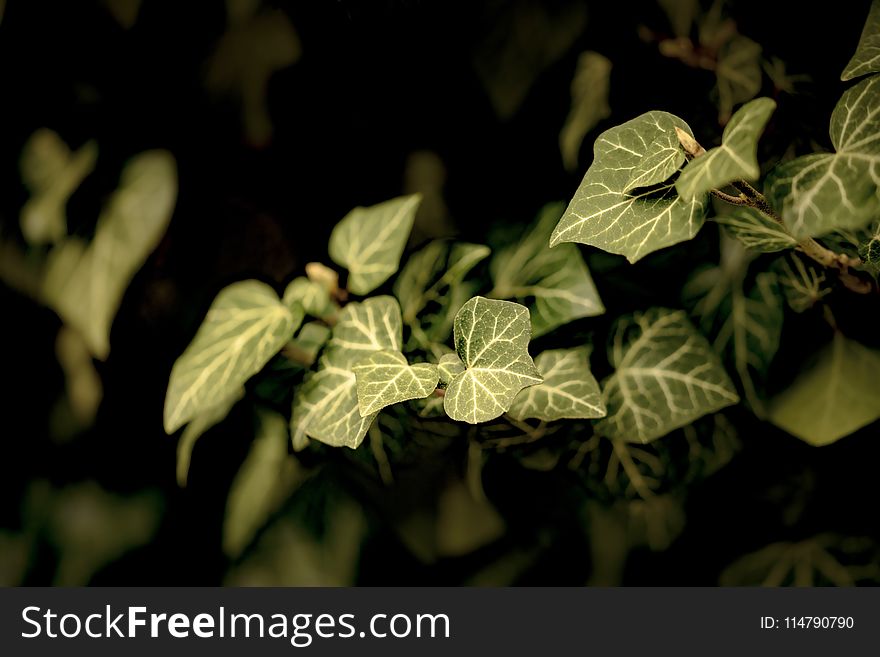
<box><xmin>353</xmin><ymin>350</ymin><xmax>439</xmax><ymax>416</ymax></box>
<box><xmin>842</xmin><ymin>1</ymin><xmax>880</xmax><ymax>81</ymax></box>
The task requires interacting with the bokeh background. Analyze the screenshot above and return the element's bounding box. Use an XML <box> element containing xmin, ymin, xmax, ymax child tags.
<box><xmin>1</xmin><ymin>0</ymin><xmax>878</xmax><ymax>586</ymax></box>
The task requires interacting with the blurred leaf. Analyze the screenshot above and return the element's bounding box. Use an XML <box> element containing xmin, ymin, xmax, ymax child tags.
<box><xmin>677</xmin><ymin>97</ymin><xmax>775</xmax><ymax>200</ymax></box>
<box><xmin>206</xmin><ymin>5</ymin><xmax>300</xmax><ymax>146</ymax></box>
<box><xmin>508</xmin><ymin>347</ymin><xmax>605</xmax><ymax>421</ymax></box>
<box><xmin>551</xmin><ymin>112</ymin><xmax>709</xmax><ymax>263</ymax></box>
<box><xmin>19</xmin><ymin>130</ymin><xmax>97</xmax><ymax>246</ymax></box>
<box><xmin>329</xmin><ymin>195</ymin><xmax>422</xmax><ymax>295</ymax></box>
<box><xmin>177</xmin><ymin>388</ymin><xmax>243</xmax><ymax>487</ymax></box>
<box><xmin>842</xmin><ymin>0</ymin><xmax>880</xmax><ymax>81</ymax></box>
<box><xmin>774</xmin><ymin>255</ymin><xmax>831</xmax><ymax>312</ymax></box>
<box><xmin>492</xmin><ymin>203</ymin><xmax>603</xmax><ymax>336</ymax></box>
<box><xmin>715</xmin><ymin>36</ymin><xmax>762</xmax><ymax>124</ymax></box>
<box><xmin>597</xmin><ymin>308</ymin><xmax>739</xmax><ymax>443</ymax></box>
<box><xmin>436</xmin><ymin>477</ymin><xmax>505</xmax><ymax>557</ymax></box>
<box><xmin>42</xmin><ymin>150</ymin><xmax>177</xmax><ymax>359</ymax></box>
<box><xmin>560</xmin><ymin>51</ymin><xmax>612</xmax><ymax>172</ymax></box>
<box><xmin>54</xmin><ymin>325</ymin><xmax>103</xmax><ymax>431</ymax></box>
<box><xmin>658</xmin><ymin>0</ymin><xmax>700</xmax><ymax>38</ymax></box>
<box><xmin>164</xmin><ymin>280</ymin><xmax>302</xmax><ymax>433</ymax></box>
<box><xmin>282</xmin><ymin>277</ymin><xmax>336</xmax><ymax>318</ymax></box>
<box><xmin>443</xmin><ymin>297</ymin><xmax>542</xmax><ymax>424</ymax></box>
<box><xmin>766</xmin><ymin>76</ymin><xmax>880</xmax><ymax>239</ymax></box>
<box><xmin>224</xmin><ymin>410</ymin><xmax>305</xmax><ymax>558</ymax></box>
<box><xmin>292</xmin><ymin>297</ymin><xmax>402</xmax><ymax>449</ymax></box>
<box><xmin>768</xmin><ymin>333</ymin><xmax>880</xmax><ymax>446</ymax></box>
<box><xmin>102</xmin><ymin>0</ymin><xmax>142</xmax><ymax>29</ymax></box>
<box><xmin>715</xmin><ymin>207</ymin><xmax>798</xmax><ymax>252</ymax></box>
<box><xmin>353</xmin><ymin>350</ymin><xmax>439</xmax><ymax>416</ymax></box>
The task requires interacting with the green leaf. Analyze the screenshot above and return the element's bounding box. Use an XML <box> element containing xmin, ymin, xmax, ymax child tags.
<box><xmin>596</xmin><ymin>308</ymin><xmax>739</xmax><ymax>443</ymax></box>
<box><xmin>291</xmin><ymin>296</ymin><xmax>402</xmax><ymax>449</ymax></box>
<box><xmin>438</xmin><ymin>352</ymin><xmax>465</xmax><ymax>386</ymax></box>
<box><xmin>714</xmin><ymin>207</ymin><xmax>798</xmax><ymax>252</ymax></box>
<box><xmin>715</xmin><ymin>36</ymin><xmax>763</xmax><ymax>124</ymax></box>
<box><xmin>766</xmin><ymin>75</ymin><xmax>880</xmax><ymax>238</ymax></box>
<box><xmin>42</xmin><ymin>150</ymin><xmax>177</xmax><ymax>359</ymax></box>
<box><xmin>842</xmin><ymin>0</ymin><xmax>880</xmax><ymax>81</ymax></box>
<box><xmin>676</xmin><ymin>98</ymin><xmax>776</xmax><ymax>200</ymax></box>
<box><xmin>288</xmin><ymin>321</ymin><xmax>331</xmax><ymax>367</ymax></box>
<box><xmin>329</xmin><ymin>194</ymin><xmax>422</xmax><ymax>295</ymax></box>
<box><xmin>353</xmin><ymin>350</ymin><xmax>439</xmax><ymax>416</ymax></box>
<box><xmin>224</xmin><ymin>409</ymin><xmax>305</xmax><ymax>558</ymax></box>
<box><xmin>176</xmin><ymin>388</ymin><xmax>243</xmax><ymax>487</ymax></box>
<box><xmin>560</xmin><ymin>51</ymin><xmax>612</xmax><ymax>172</ymax></box>
<box><xmin>774</xmin><ymin>255</ymin><xmax>832</xmax><ymax>313</ymax></box>
<box><xmin>394</xmin><ymin>240</ymin><xmax>491</xmax><ymax>342</ymax></box>
<box><xmin>20</xmin><ymin>130</ymin><xmax>97</xmax><ymax>246</ymax></box>
<box><xmin>491</xmin><ymin>203</ymin><xmax>604</xmax><ymax>337</ymax></box>
<box><xmin>768</xmin><ymin>333</ymin><xmax>880</xmax><ymax>446</ymax></box>
<box><xmin>164</xmin><ymin>280</ymin><xmax>302</xmax><ymax>433</ymax></box>
<box><xmin>684</xmin><ymin>237</ymin><xmax>784</xmax><ymax>415</ymax></box>
<box><xmin>550</xmin><ymin>111</ymin><xmax>709</xmax><ymax>263</ymax></box>
<box><xmin>508</xmin><ymin>347</ymin><xmax>605</xmax><ymax>421</ymax></box>
<box><xmin>443</xmin><ymin>297</ymin><xmax>542</xmax><ymax>423</ymax></box>
<box><xmin>858</xmin><ymin>221</ymin><xmax>880</xmax><ymax>267</ymax></box>
<box><xmin>282</xmin><ymin>277</ymin><xmax>336</xmax><ymax>318</ymax></box>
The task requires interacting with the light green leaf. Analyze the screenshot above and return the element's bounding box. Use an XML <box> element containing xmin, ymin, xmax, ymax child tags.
<box><xmin>769</xmin><ymin>333</ymin><xmax>880</xmax><ymax>446</ymax></box>
<box><xmin>858</xmin><ymin>220</ymin><xmax>880</xmax><ymax>266</ymax></box>
<box><xmin>42</xmin><ymin>150</ymin><xmax>177</xmax><ymax>359</ymax></box>
<box><xmin>766</xmin><ymin>75</ymin><xmax>880</xmax><ymax>238</ymax></box>
<box><xmin>684</xmin><ymin>237</ymin><xmax>783</xmax><ymax>415</ymax></box>
<box><xmin>176</xmin><ymin>387</ymin><xmax>243</xmax><ymax>487</ymax></box>
<box><xmin>438</xmin><ymin>352</ymin><xmax>465</xmax><ymax>386</ymax></box>
<box><xmin>560</xmin><ymin>51</ymin><xmax>612</xmax><ymax>172</ymax></box>
<box><xmin>491</xmin><ymin>203</ymin><xmax>604</xmax><ymax>337</ymax></box>
<box><xmin>774</xmin><ymin>255</ymin><xmax>831</xmax><ymax>313</ymax></box>
<box><xmin>20</xmin><ymin>130</ymin><xmax>97</xmax><ymax>246</ymax></box>
<box><xmin>596</xmin><ymin>308</ymin><xmax>739</xmax><ymax>443</ymax></box>
<box><xmin>164</xmin><ymin>280</ymin><xmax>302</xmax><ymax>433</ymax></box>
<box><xmin>714</xmin><ymin>207</ymin><xmax>798</xmax><ymax>252</ymax></box>
<box><xmin>676</xmin><ymin>98</ymin><xmax>776</xmax><ymax>200</ymax></box>
<box><xmin>282</xmin><ymin>277</ymin><xmax>335</xmax><ymax>318</ymax></box>
<box><xmin>551</xmin><ymin>111</ymin><xmax>709</xmax><ymax>263</ymax></box>
<box><xmin>394</xmin><ymin>240</ymin><xmax>491</xmax><ymax>342</ymax></box>
<box><xmin>842</xmin><ymin>0</ymin><xmax>880</xmax><ymax>81</ymax></box>
<box><xmin>329</xmin><ymin>194</ymin><xmax>422</xmax><ymax>295</ymax></box>
<box><xmin>224</xmin><ymin>409</ymin><xmax>305</xmax><ymax>558</ymax></box>
<box><xmin>443</xmin><ymin>297</ymin><xmax>542</xmax><ymax>423</ymax></box>
<box><xmin>291</xmin><ymin>296</ymin><xmax>402</xmax><ymax>449</ymax></box>
<box><xmin>715</xmin><ymin>36</ymin><xmax>763</xmax><ymax>124</ymax></box>
<box><xmin>353</xmin><ymin>350</ymin><xmax>439</xmax><ymax>416</ymax></box>
<box><xmin>508</xmin><ymin>347</ymin><xmax>605</xmax><ymax>421</ymax></box>
<box><xmin>288</xmin><ymin>321</ymin><xmax>331</xmax><ymax>368</ymax></box>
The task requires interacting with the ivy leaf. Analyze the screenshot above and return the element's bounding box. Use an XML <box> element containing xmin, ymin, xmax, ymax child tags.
<box><xmin>394</xmin><ymin>240</ymin><xmax>490</xmax><ymax>342</ymax></box>
<box><xmin>164</xmin><ymin>280</ymin><xmax>303</xmax><ymax>434</ymax></box>
<box><xmin>282</xmin><ymin>277</ymin><xmax>335</xmax><ymax>318</ymax></box>
<box><xmin>596</xmin><ymin>308</ymin><xmax>739</xmax><ymax>443</ymax></box>
<box><xmin>443</xmin><ymin>297</ymin><xmax>542</xmax><ymax>423</ymax></box>
<box><xmin>858</xmin><ymin>221</ymin><xmax>880</xmax><ymax>267</ymax></box>
<box><xmin>842</xmin><ymin>0</ymin><xmax>880</xmax><ymax>81</ymax></box>
<box><xmin>289</xmin><ymin>322</ymin><xmax>331</xmax><ymax>366</ymax></box>
<box><xmin>43</xmin><ymin>151</ymin><xmax>177</xmax><ymax>359</ymax></box>
<box><xmin>223</xmin><ymin>409</ymin><xmax>305</xmax><ymax>558</ymax></box>
<box><xmin>714</xmin><ymin>207</ymin><xmax>798</xmax><ymax>252</ymax></box>
<box><xmin>491</xmin><ymin>203</ymin><xmax>604</xmax><ymax>337</ymax></box>
<box><xmin>438</xmin><ymin>352</ymin><xmax>465</xmax><ymax>386</ymax></box>
<box><xmin>291</xmin><ymin>296</ymin><xmax>402</xmax><ymax>449</ymax></box>
<box><xmin>176</xmin><ymin>388</ymin><xmax>243</xmax><ymax>487</ymax></box>
<box><xmin>684</xmin><ymin>237</ymin><xmax>784</xmax><ymax>415</ymax></box>
<box><xmin>766</xmin><ymin>75</ymin><xmax>880</xmax><ymax>239</ymax></box>
<box><xmin>20</xmin><ymin>129</ymin><xmax>97</xmax><ymax>246</ymax></box>
<box><xmin>353</xmin><ymin>350</ymin><xmax>439</xmax><ymax>416</ymax></box>
<box><xmin>715</xmin><ymin>36</ymin><xmax>763</xmax><ymax>125</ymax></box>
<box><xmin>676</xmin><ymin>98</ymin><xmax>776</xmax><ymax>200</ymax></box>
<box><xmin>550</xmin><ymin>111</ymin><xmax>709</xmax><ymax>263</ymax></box>
<box><xmin>508</xmin><ymin>347</ymin><xmax>605</xmax><ymax>421</ymax></box>
<box><xmin>560</xmin><ymin>51</ymin><xmax>612</xmax><ymax>172</ymax></box>
<box><xmin>329</xmin><ymin>194</ymin><xmax>422</xmax><ymax>295</ymax></box>
<box><xmin>768</xmin><ymin>333</ymin><xmax>880</xmax><ymax>446</ymax></box>
<box><xmin>774</xmin><ymin>255</ymin><xmax>832</xmax><ymax>313</ymax></box>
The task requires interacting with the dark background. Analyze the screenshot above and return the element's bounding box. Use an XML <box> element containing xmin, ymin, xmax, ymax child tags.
<box><xmin>1</xmin><ymin>0</ymin><xmax>876</xmax><ymax>585</ymax></box>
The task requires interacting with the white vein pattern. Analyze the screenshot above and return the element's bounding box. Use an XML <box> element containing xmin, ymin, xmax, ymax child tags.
<box><xmin>329</xmin><ymin>194</ymin><xmax>422</xmax><ymax>295</ymax></box>
<box><xmin>443</xmin><ymin>297</ymin><xmax>542</xmax><ymax>424</ymax></box>
<box><xmin>842</xmin><ymin>1</ymin><xmax>880</xmax><ymax>81</ymax></box>
<box><xmin>714</xmin><ymin>207</ymin><xmax>798</xmax><ymax>252</ymax></box>
<box><xmin>550</xmin><ymin>111</ymin><xmax>709</xmax><ymax>263</ymax></box>
<box><xmin>767</xmin><ymin>76</ymin><xmax>880</xmax><ymax>238</ymax></box>
<box><xmin>164</xmin><ymin>280</ymin><xmax>300</xmax><ymax>433</ymax></box>
<box><xmin>508</xmin><ymin>347</ymin><xmax>606</xmax><ymax>421</ymax></box>
<box><xmin>596</xmin><ymin>308</ymin><xmax>739</xmax><ymax>443</ymax></box>
<box><xmin>676</xmin><ymin>98</ymin><xmax>776</xmax><ymax>200</ymax></box>
<box><xmin>353</xmin><ymin>350</ymin><xmax>439</xmax><ymax>416</ymax></box>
